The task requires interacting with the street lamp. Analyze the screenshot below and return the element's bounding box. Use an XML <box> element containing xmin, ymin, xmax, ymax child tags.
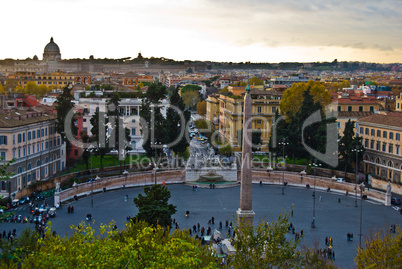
<box><xmin>123</xmin><ymin>170</ymin><xmax>128</xmax><ymax>186</ymax></box>
<box><xmin>352</xmin><ymin>144</ymin><xmax>363</xmax><ymax>207</ymax></box>
<box><xmin>359</xmin><ymin>182</ymin><xmax>365</xmax><ymax>249</ymax></box>
<box><xmin>311</xmin><ymin>160</ymin><xmax>321</xmax><ymax>228</ymax></box>
<box><xmin>153</xmin><ymin>142</ymin><xmax>161</xmax><ymax>184</ymax></box>
<box><xmin>278</xmin><ymin>138</ymin><xmax>289</xmax><ymax>195</ymax></box>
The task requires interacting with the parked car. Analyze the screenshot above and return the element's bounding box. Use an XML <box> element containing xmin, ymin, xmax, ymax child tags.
<box><xmin>19</xmin><ymin>196</ymin><xmax>29</xmax><ymax>204</ymax></box>
<box><xmin>49</xmin><ymin>207</ymin><xmax>56</xmax><ymax>218</ymax></box>
<box><xmin>391</xmin><ymin>197</ymin><xmax>401</xmax><ymax>205</ymax></box>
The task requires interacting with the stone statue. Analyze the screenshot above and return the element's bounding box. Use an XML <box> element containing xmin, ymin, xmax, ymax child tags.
<box><xmin>55</xmin><ymin>181</ymin><xmax>60</xmax><ymax>193</ymax></box>
<box><xmin>386</xmin><ymin>181</ymin><xmax>391</xmax><ymax>195</ymax></box>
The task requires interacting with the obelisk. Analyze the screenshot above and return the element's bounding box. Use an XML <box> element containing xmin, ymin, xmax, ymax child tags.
<box><xmin>237</xmin><ymin>83</ymin><xmax>255</xmax><ymax>226</ymax></box>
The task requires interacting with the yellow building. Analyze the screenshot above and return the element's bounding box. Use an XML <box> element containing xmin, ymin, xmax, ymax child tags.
<box><xmin>207</xmin><ymin>89</ymin><xmax>282</xmax><ymax>151</ymax></box>
<box><xmin>36</xmin><ymin>70</ymin><xmax>74</xmax><ymax>87</ymax></box>
<box><xmin>396</xmin><ymin>93</ymin><xmax>402</xmax><ymax>111</ymax></box>
<box><xmin>358</xmin><ymin>113</ymin><xmax>402</xmax><ymax>184</ymax></box>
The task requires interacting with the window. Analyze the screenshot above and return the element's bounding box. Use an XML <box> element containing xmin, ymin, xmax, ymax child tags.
<box><xmin>370</xmin><ymin>140</ymin><xmax>374</xmax><ymax>149</ymax></box>
<box><xmin>28</xmin><ymin>147</ymin><xmax>30</xmax><ymax>155</ymax></box>
<box><xmin>23</xmin><ymin>147</ymin><xmax>26</xmax><ymax>156</ymax></box>
<box><xmin>257</xmin><ymin>106</ymin><xmax>262</xmax><ymax>113</ymax></box>
<box><xmin>131</xmin><ymin>119</ymin><xmax>136</xmax><ymax>123</ymax></box>
<box><xmin>131</xmin><ymin>128</ymin><xmax>136</xmax><ymax>136</ymax></box>
<box><xmin>359</xmin><ymin>127</ymin><xmax>363</xmax><ymax>134</ymax></box>
<box><xmin>365</xmin><ymin>128</ymin><xmax>369</xmax><ymax>135</ymax></box>
<box><xmin>50</xmin><ymin>140</ymin><xmax>53</xmax><ymax>148</ymax></box>
<box><xmin>75</xmin><ymin>150</ymin><xmax>78</xmax><ymax>156</ymax></box>
<box><xmin>397</xmin><ymin>145</ymin><xmax>400</xmax><ymax>155</ymax></box>
<box><xmin>257</xmin><ymin>120</ymin><xmax>262</xmax><ymax>124</ymax></box>
<box><xmin>0</xmin><ymin>151</ymin><xmax>6</xmax><ymax>159</ymax></box>
<box><xmin>28</xmin><ymin>132</ymin><xmax>31</xmax><ymax>140</ymax></box>
<box><xmin>83</xmin><ymin>118</ymin><xmax>87</xmax><ymax>122</ymax></box>
<box><xmin>371</xmin><ymin>129</ymin><xmax>375</xmax><ymax>136</ymax></box>
<box><xmin>377</xmin><ymin>130</ymin><xmax>381</xmax><ymax>137</ymax></box>
<box><xmin>37</xmin><ymin>160</ymin><xmax>41</xmax><ymax>167</ymax></box>
<box><xmin>23</xmin><ymin>133</ymin><xmax>25</xmax><ymax>142</ymax></box>
<box><xmin>18</xmin><ymin>134</ymin><xmax>22</xmax><ymax>143</ymax></box>
<box><xmin>370</xmin><ymin>106</ymin><xmax>374</xmax><ymax>112</ymax></box>
<box><xmin>32</xmin><ymin>131</ymin><xmax>36</xmax><ymax>139</ymax></box>
<box><xmin>41</xmin><ymin>129</ymin><xmax>44</xmax><ymax>137</ymax></box>
<box><xmin>0</xmin><ymin>136</ymin><xmax>7</xmax><ymax>145</ymax></box>
<box><xmin>18</xmin><ymin>149</ymin><xmax>21</xmax><ymax>158</ymax></box>
<box><xmin>337</xmin><ymin>122</ymin><xmax>340</xmax><ymax>129</ymax></box>
<box><xmin>272</xmin><ymin>107</ymin><xmax>276</xmax><ymax>113</ymax></box>
<box><xmin>376</xmin><ymin>141</ymin><xmax>380</xmax><ymax>151</ymax></box>
<box><xmin>364</xmin><ymin>139</ymin><xmax>368</xmax><ymax>148</ymax></box>
<box><xmin>383</xmin><ymin>131</ymin><xmax>387</xmax><ymax>139</ymax></box>
<box><xmin>397</xmin><ymin>133</ymin><xmax>400</xmax><ymax>141</ymax></box>
<box><xmin>37</xmin><ymin>143</ymin><xmax>39</xmax><ymax>152</ymax></box>
<box><xmin>37</xmin><ymin>130</ymin><xmax>40</xmax><ymax>138</ymax></box>
<box><xmin>337</xmin><ymin>106</ymin><xmax>341</xmax><ymax>111</ymax></box>
<box><xmin>32</xmin><ymin>145</ymin><xmax>35</xmax><ymax>154</ymax></box>
<box><xmin>359</xmin><ymin>106</ymin><xmax>363</xmax><ymax>112</ymax></box>
<box><xmin>45</xmin><ymin>141</ymin><xmax>48</xmax><ymax>149</ymax></box>
<box><xmin>382</xmin><ymin>143</ymin><xmax>386</xmax><ymax>152</ymax></box>
<box><xmin>13</xmin><ymin>135</ymin><xmax>15</xmax><ymax>145</ymax></box>
<box><xmin>390</xmin><ymin>132</ymin><xmax>394</xmax><ymax>140</ymax></box>
<box><xmin>348</xmin><ymin>106</ymin><xmax>352</xmax><ymax>111</ymax></box>
<box><xmin>389</xmin><ymin>144</ymin><xmax>393</xmax><ymax>154</ymax></box>
<box><xmin>13</xmin><ymin>149</ymin><xmax>15</xmax><ymax>158</ymax></box>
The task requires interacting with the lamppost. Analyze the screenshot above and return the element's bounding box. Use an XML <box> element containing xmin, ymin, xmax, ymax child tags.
<box><xmin>91</xmin><ymin>175</ymin><xmax>100</xmax><ymax>208</ymax></box>
<box><xmin>154</xmin><ymin>142</ymin><xmax>161</xmax><ymax>184</ymax></box>
<box><xmin>311</xmin><ymin>160</ymin><xmax>321</xmax><ymax>228</ymax></box>
<box><xmin>123</xmin><ymin>170</ymin><xmax>128</xmax><ymax>187</ymax></box>
<box><xmin>359</xmin><ymin>182</ymin><xmax>364</xmax><ymax>249</ymax></box>
<box><xmin>278</xmin><ymin>138</ymin><xmax>289</xmax><ymax>195</ymax></box>
<box><xmin>352</xmin><ymin>144</ymin><xmax>363</xmax><ymax>207</ymax></box>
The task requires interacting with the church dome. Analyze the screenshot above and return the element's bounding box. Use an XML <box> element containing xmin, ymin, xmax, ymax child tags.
<box><xmin>43</xmin><ymin>37</ymin><xmax>61</xmax><ymax>61</ymax></box>
<box><xmin>44</xmin><ymin>37</ymin><xmax>60</xmax><ymax>53</ymax></box>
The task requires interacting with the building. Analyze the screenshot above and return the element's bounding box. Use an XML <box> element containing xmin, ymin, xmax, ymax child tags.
<box><xmin>0</xmin><ymin>108</ymin><xmax>66</xmax><ymax>195</ymax></box>
<box><xmin>77</xmin><ymin>97</ymin><xmax>169</xmax><ymax>154</ymax></box>
<box><xmin>208</xmin><ymin>89</ymin><xmax>282</xmax><ymax>150</ymax></box>
<box><xmin>358</xmin><ymin>113</ymin><xmax>402</xmax><ymax>184</ymax></box>
<box><xmin>36</xmin><ymin>70</ymin><xmax>75</xmax><ymax>87</ymax></box>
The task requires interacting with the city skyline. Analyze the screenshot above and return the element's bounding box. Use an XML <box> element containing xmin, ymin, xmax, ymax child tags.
<box><xmin>1</xmin><ymin>0</ymin><xmax>401</xmax><ymax>63</ymax></box>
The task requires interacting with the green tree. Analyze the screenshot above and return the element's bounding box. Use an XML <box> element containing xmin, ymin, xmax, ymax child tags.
<box><xmin>21</xmin><ymin>221</ymin><xmax>218</xmax><ymax>268</ymax></box>
<box><xmin>55</xmin><ymin>85</ymin><xmax>77</xmax><ymax>168</ymax></box>
<box><xmin>133</xmin><ymin>184</ymin><xmax>177</xmax><ymax>228</ymax></box>
<box><xmin>181</xmin><ymin>90</ymin><xmax>200</xmax><ymax>110</ymax></box>
<box><xmin>248</xmin><ymin>76</ymin><xmax>264</xmax><ymax>86</ymax></box>
<box><xmin>139</xmin><ymin>83</ymin><xmax>167</xmax><ymax>158</ymax></box>
<box><xmin>180</xmin><ymin>84</ymin><xmax>201</xmax><ymax>94</ymax></box>
<box><xmin>196</xmin><ymin>100</ymin><xmax>207</xmax><ymax>116</ymax></box>
<box><xmin>280</xmin><ymin>80</ymin><xmax>331</xmax><ymax>121</ymax></box>
<box><xmin>252</xmin><ymin>129</ymin><xmax>262</xmax><ymax>151</ymax></box>
<box><xmin>90</xmin><ymin>109</ymin><xmax>108</xmax><ymax>172</ymax></box>
<box><xmin>355</xmin><ymin>226</ymin><xmax>402</xmax><ymax>268</ymax></box>
<box><xmin>339</xmin><ymin>120</ymin><xmax>364</xmax><ymax>179</ymax></box>
<box><xmin>165</xmin><ymin>87</ymin><xmax>190</xmax><ymax>155</ymax></box>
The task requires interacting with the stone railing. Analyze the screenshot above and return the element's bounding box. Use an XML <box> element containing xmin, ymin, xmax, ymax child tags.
<box><xmin>59</xmin><ymin>169</ymin><xmax>185</xmax><ymax>202</ymax></box>
<box><xmin>252</xmin><ymin>169</ymin><xmax>386</xmax><ymax>204</ymax></box>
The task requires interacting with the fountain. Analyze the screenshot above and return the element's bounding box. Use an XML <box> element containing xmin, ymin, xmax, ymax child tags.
<box><xmin>199</xmin><ymin>170</ymin><xmax>224</xmax><ymax>182</ymax></box>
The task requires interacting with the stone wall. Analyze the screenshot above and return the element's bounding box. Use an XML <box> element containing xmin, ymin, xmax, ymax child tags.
<box><xmin>369</xmin><ymin>174</ymin><xmax>402</xmax><ymax>195</ymax></box>
<box><xmin>59</xmin><ymin>169</ymin><xmax>185</xmax><ymax>202</ymax></box>
<box><xmin>186</xmin><ymin>167</ymin><xmax>237</xmax><ymax>182</ymax></box>
<box><xmin>253</xmin><ymin>169</ymin><xmax>386</xmax><ymax>204</ymax></box>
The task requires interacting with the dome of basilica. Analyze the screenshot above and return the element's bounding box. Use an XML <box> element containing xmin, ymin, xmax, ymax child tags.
<box><xmin>44</xmin><ymin>37</ymin><xmax>60</xmax><ymax>53</ymax></box>
<box><xmin>43</xmin><ymin>37</ymin><xmax>61</xmax><ymax>61</ymax></box>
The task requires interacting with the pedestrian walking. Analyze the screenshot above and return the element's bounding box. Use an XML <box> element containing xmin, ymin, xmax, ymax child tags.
<box><xmin>325</xmin><ymin>237</ymin><xmax>328</xmax><ymax>245</ymax></box>
<box><xmin>219</xmin><ymin>221</ymin><xmax>222</xmax><ymax>229</ymax></box>
<box><xmin>193</xmin><ymin>225</ymin><xmax>197</xmax><ymax>233</ymax></box>
<box><xmin>225</xmin><ymin>220</ymin><xmax>228</xmax><ymax>227</ymax></box>
<box><xmin>260</xmin><ymin>180</ymin><xmax>262</xmax><ymax>187</ymax></box>
<box><xmin>300</xmin><ymin>229</ymin><xmax>303</xmax><ymax>237</ymax></box>
<box><xmin>211</xmin><ymin>216</ymin><xmax>215</xmax><ymax>224</ymax></box>
<box><xmin>228</xmin><ymin>227</ymin><xmax>231</xmax><ymax>237</ymax></box>
<box><xmin>291</xmin><ymin>209</ymin><xmax>293</xmax><ymax>216</ymax></box>
<box><xmin>197</xmin><ymin>223</ymin><xmax>200</xmax><ymax>231</ymax></box>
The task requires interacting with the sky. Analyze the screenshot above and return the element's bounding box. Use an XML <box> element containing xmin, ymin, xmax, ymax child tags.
<box><xmin>1</xmin><ymin>0</ymin><xmax>402</xmax><ymax>63</ymax></box>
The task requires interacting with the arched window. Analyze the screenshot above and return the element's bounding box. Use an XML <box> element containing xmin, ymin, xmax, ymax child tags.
<box><xmin>388</xmin><ymin>161</ymin><xmax>393</xmax><ymax>179</ymax></box>
<box><xmin>37</xmin><ymin>160</ymin><xmax>41</xmax><ymax>167</ymax></box>
<box><xmin>27</xmin><ymin>163</ymin><xmax>32</xmax><ymax>170</ymax></box>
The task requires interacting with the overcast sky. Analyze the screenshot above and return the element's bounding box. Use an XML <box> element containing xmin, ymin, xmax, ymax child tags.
<box><xmin>1</xmin><ymin>0</ymin><xmax>401</xmax><ymax>63</ymax></box>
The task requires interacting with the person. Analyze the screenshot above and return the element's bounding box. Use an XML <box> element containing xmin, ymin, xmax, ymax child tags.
<box><xmin>228</xmin><ymin>227</ymin><xmax>231</xmax><ymax>237</ymax></box>
<box><xmin>260</xmin><ymin>180</ymin><xmax>262</xmax><ymax>187</ymax></box>
<box><xmin>211</xmin><ymin>216</ymin><xmax>215</xmax><ymax>224</ymax></box>
<box><xmin>300</xmin><ymin>229</ymin><xmax>303</xmax><ymax>237</ymax></box>
<box><xmin>197</xmin><ymin>223</ymin><xmax>200</xmax><ymax>231</ymax></box>
<box><xmin>225</xmin><ymin>220</ymin><xmax>228</xmax><ymax>227</ymax></box>
<box><xmin>86</xmin><ymin>214</ymin><xmax>92</xmax><ymax>221</ymax></box>
<box><xmin>319</xmin><ymin>196</ymin><xmax>322</xmax><ymax>202</ymax></box>
<box><xmin>186</xmin><ymin>210</ymin><xmax>190</xmax><ymax>217</ymax></box>
<box><xmin>193</xmin><ymin>225</ymin><xmax>197</xmax><ymax>233</ymax></box>
<box><xmin>219</xmin><ymin>221</ymin><xmax>222</xmax><ymax>229</ymax></box>
<box><xmin>125</xmin><ymin>195</ymin><xmax>128</xmax><ymax>202</ymax></box>
<box><xmin>325</xmin><ymin>237</ymin><xmax>328</xmax><ymax>245</ymax></box>
<box><xmin>68</xmin><ymin>205</ymin><xmax>71</xmax><ymax>213</ymax></box>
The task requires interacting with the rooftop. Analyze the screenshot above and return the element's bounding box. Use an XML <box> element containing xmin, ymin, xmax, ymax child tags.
<box><xmin>358</xmin><ymin>113</ymin><xmax>402</xmax><ymax>128</ymax></box>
